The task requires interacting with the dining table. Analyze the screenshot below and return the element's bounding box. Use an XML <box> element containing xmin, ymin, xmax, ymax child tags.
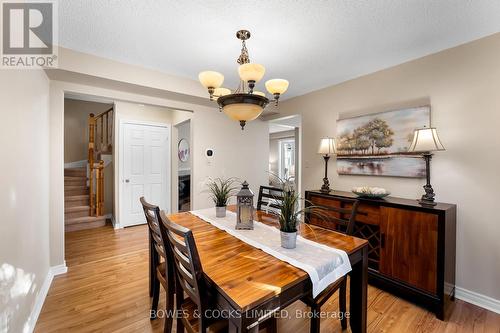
<box><xmin>167</xmin><ymin>206</ymin><xmax>369</xmax><ymax>333</ymax></box>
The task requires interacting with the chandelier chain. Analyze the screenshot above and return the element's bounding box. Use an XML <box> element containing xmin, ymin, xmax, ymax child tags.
<box><xmin>237</xmin><ymin>40</ymin><xmax>250</xmax><ymax>65</ymax></box>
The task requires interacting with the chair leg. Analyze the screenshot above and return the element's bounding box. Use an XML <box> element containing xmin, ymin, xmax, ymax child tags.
<box><xmin>164</xmin><ymin>284</ymin><xmax>174</xmax><ymax>333</ymax></box>
<box><xmin>176</xmin><ymin>287</ymin><xmax>184</xmax><ymax>333</ymax></box>
<box><xmin>260</xmin><ymin>317</ymin><xmax>277</xmax><ymax>333</ymax></box>
<box><xmin>339</xmin><ymin>279</ymin><xmax>347</xmax><ymax>330</ymax></box>
<box><xmin>310</xmin><ymin>304</ymin><xmax>321</xmax><ymax>333</ymax></box>
<box><xmin>268</xmin><ymin>317</ymin><xmax>277</xmax><ymax>333</ymax></box>
<box><xmin>151</xmin><ymin>277</ymin><xmax>160</xmax><ymax>319</ymax></box>
<box><xmin>149</xmin><ymin>236</ymin><xmax>154</xmax><ymax>297</ymax></box>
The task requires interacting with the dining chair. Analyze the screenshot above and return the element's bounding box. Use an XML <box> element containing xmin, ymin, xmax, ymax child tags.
<box><xmin>140</xmin><ymin>197</ymin><xmax>175</xmax><ymax>333</ymax></box>
<box><xmin>159</xmin><ymin>211</ymin><xmax>277</xmax><ymax>333</ymax></box>
<box><xmin>302</xmin><ymin>197</ymin><xmax>360</xmax><ymax>333</ymax></box>
<box><xmin>257</xmin><ymin>185</ymin><xmax>285</xmax><ymax>212</ymax></box>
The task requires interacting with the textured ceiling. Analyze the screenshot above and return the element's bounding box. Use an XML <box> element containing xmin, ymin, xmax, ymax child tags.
<box><xmin>58</xmin><ymin>0</ymin><xmax>500</xmax><ymax>99</ymax></box>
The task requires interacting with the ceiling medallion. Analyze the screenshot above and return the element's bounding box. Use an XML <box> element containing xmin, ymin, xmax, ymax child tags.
<box><xmin>198</xmin><ymin>30</ymin><xmax>289</xmax><ymax>130</ymax></box>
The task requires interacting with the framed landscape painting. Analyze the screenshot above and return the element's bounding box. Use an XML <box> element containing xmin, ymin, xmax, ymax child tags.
<box><xmin>336</xmin><ymin>106</ymin><xmax>430</xmax><ymax>178</ymax></box>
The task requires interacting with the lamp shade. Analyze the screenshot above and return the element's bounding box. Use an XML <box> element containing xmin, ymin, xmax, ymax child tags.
<box><xmin>238</xmin><ymin>63</ymin><xmax>266</xmax><ymax>82</ymax></box>
<box><xmin>408</xmin><ymin>127</ymin><xmax>445</xmax><ymax>152</ymax></box>
<box><xmin>222</xmin><ymin>103</ymin><xmax>264</xmax><ymax>121</ymax></box>
<box><xmin>265</xmin><ymin>79</ymin><xmax>289</xmax><ymax>95</ymax></box>
<box><xmin>253</xmin><ymin>90</ymin><xmax>266</xmax><ymax>97</ymax></box>
<box><xmin>198</xmin><ymin>71</ymin><xmax>224</xmax><ymax>88</ymax></box>
<box><xmin>318</xmin><ymin>137</ymin><xmax>337</xmax><ymax>155</ymax></box>
<box><xmin>213</xmin><ymin>87</ymin><xmax>231</xmax><ymax>99</ymax></box>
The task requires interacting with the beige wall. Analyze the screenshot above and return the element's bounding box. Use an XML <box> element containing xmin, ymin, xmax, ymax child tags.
<box><xmin>64</xmin><ymin>99</ymin><xmax>112</xmax><ymax>163</ymax></box>
<box><xmin>0</xmin><ymin>70</ymin><xmax>50</xmax><ymax>332</ymax></box>
<box><xmin>274</xmin><ymin>33</ymin><xmax>500</xmax><ymax>301</ymax></box>
<box><xmin>187</xmin><ymin>109</ymin><xmax>269</xmax><ymax>210</ymax></box>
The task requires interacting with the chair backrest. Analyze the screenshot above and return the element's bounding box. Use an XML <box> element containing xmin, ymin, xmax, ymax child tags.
<box><xmin>257</xmin><ymin>185</ymin><xmax>285</xmax><ymax>211</ymax></box>
<box><xmin>140</xmin><ymin>197</ymin><xmax>168</xmax><ymax>261</ymax></box>
<box><xmin>160</xmin><ymin>211</ymin><xmax>207</xmax><ymax>315</ymax></box>
<box><xmin>310</xmin><ymin>197</ymin><xmax>360</xmax><ymax>235</ymax></box>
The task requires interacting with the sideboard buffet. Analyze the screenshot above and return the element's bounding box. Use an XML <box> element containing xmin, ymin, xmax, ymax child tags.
<box><xmin>305</xmin><ymin>190</ymin><xmax>456</xmax><ymax>320</ymax></box>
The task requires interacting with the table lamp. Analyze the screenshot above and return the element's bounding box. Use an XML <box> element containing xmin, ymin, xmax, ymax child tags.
<box><xmin>318</xmin><ymin>137</ymin><xmax>337</xmax><ymax>193</ymax></box>
<box><xmin>408</xmin><ymin>126</ymin><xmax>445</xmax><ymax>206</ymax></box>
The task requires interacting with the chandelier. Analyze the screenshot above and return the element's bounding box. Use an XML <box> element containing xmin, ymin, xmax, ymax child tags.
<box><xmin>198</xmin><ymin>30</ymin><xmax>289</xmax><ymax>130</ymax></box>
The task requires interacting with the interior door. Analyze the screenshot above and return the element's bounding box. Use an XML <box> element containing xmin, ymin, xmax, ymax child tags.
<box><xmin>379</xmin><ymin>207</ymin><xmax>438</xmax><ymax>294</ymax></box>
<box><xmin>122</xmin><ymin>123</ymin><xmax>170</xmax><ymax>227</ymax></box>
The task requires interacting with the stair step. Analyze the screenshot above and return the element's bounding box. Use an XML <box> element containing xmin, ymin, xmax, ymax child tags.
<box><xmin>64</xmin><ymin>186</ymin><xmax>89</xmax><ymax>196</ymax></box>
<box><xmin>65</xmin><ymin>194</ymin><xmax>89</xmax><ymax>207</ymax></box>
<box><xmin>64</xmin><ymin>176</ymin><xmax>87</xmax><ymax>185</ymax></box>
<box><xmin>64</xmin><ymin>168</ymin><xmax>86</xmax><ymax>177</ymax></box>
<box><xmin>65</xmin><ymin>216</ymin><xmax>107</xmax><ymax>232</ymax></box>
<box><xmin>65</xmin><ymin>205</ymin><xmax>91</xmax><ymax>219</ymax></box>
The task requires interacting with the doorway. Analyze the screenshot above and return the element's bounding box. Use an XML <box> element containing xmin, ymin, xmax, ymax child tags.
<box><xmin>120</xmin><ymin>121</ymin><xmax>171</xmax><ymax>227</ymax></box>
<box><xmin>175</xmin><ymin>120</ymin><xmax>191</xmax><ymax>212</ymax></box>
<box><xmin>63</xmin><ymin>97</ymin><xmax>115</xmax><ymax>232</ymax></box>
<box><xmin>268</xmin><ymin>115</ymin><xmax>301</xmax><ymax>192</ymax></box>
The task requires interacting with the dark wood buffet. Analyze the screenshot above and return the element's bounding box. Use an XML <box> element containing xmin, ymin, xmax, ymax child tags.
<box><xmin>305</xmin><ymin>190</ymin><xmax>457</xmax><ymax>320</ymax></box>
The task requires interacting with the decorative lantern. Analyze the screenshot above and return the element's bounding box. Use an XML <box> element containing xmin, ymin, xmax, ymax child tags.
<box><xmin>236</xmin><ymin>181</ymin><xmax>254</xmax><ymax>230</ymax></box>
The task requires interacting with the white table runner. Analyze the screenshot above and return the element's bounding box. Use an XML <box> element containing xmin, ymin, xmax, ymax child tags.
<box><xmin>190</xmin><ymin>208</ymin><xmax>352</xmax><ymax>298</ymax></box>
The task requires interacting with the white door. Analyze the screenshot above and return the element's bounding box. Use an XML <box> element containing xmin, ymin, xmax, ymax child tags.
<box><xmin>122</xmin><ymin>123</ymin><xmax>170</xmax><ymax>227</ymax></box>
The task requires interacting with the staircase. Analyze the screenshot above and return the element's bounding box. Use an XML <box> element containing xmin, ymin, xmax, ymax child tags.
<box><xmin>64</xmin><ymin>107</ymin><xmax>113</xmax><ymax>232</ymax></box>
<box><xmin>65</xmin><ymin>167</ymin><xmax>106</xmax><ymax>231</ymax></box>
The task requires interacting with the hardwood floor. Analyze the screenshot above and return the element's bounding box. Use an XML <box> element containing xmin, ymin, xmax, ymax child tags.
<box><xmin>36</xmin><ymin>224</ymin><xmax>500</xmax><ymax>332</ymax></box>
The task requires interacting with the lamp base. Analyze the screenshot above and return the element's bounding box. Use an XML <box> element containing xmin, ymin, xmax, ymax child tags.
<box><xmin>320</xmin><ymin>177</ymin><xmax>331</xmax><ymax>193</ymax></box>
<box><xmin>418</xmin><ymin>199</ymin><xmax>437</xmax><ymax>207</ymax></box>
<box><xmin>418</xmin><ymin>184</ymin><xmax>437</xmax><ymax>206</ymax></box>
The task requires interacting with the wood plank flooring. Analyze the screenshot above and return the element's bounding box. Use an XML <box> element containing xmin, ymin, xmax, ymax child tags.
<box><xmin>36</xmin><ymin>224</ymin><xmax>500</xmax><ymax>332</ymax></box>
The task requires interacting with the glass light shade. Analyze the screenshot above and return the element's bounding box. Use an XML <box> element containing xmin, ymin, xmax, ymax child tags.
<box><xmin>265</xmin><ymin>79</ymin><xmax>289</xmax><ymax>95</ymax></box>
<box><xmin>222</xmin><ymin>103</ymin><xmax>264</xmax><ymax>121</ymax></box>
<box><xmin>318</xmin><ymin>137</ymin><xmax>337</xmax><ymax>155</ymax></box>
<box><xmin>213</xmin><ymin>87</ymin><xmax>231</xmax><ymax>99</ymax></box>
<box><xmin>408</xmin><ymin>127</ymin><xmax>445</xmax><ymax>152</ymax></box>
<box><xmin>238</xmin><ymin>63</ymin><xmax>266</xmax><ymax>82</ymax></box>
<box><xmin>253</xmin><ymin>91</ymin><xmax>266</xmax><ymax>97</ymax></box>
<box><xmin>198</xmin><ymin>71</ymin><xmax>224</xmax><ymax>88</ymax></box>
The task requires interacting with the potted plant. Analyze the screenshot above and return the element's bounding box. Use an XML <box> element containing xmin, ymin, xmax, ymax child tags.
<box><xmin>206</xmin><ymin>177</ymin><xmax>238</xmax><ymax>218</ymax></box>
<box><xmin>272</xmin><ymin>176</ymin><xmax>324</xmax><ymax>249</ymax></box>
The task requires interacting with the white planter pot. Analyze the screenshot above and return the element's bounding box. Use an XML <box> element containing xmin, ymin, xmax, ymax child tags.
<box><xmin>215</xmin><ymin>206</ymin><xmax>226</xmax><ymax>218</ymax></box>
<box><xmin>281</xmin><ymin>231</ymin><xmax>297</xmax><ymax>249</ymax></box>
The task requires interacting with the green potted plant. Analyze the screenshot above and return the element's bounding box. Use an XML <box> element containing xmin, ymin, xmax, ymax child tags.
<box><xmin>272</xmin><ymin>176</ymin><xmax>324</xmax><ymax>249</ymax></box>
<box><xmin>206</xmin><ymin>177</ymin><xmax>238</xmax><ymax>218</ymax></box>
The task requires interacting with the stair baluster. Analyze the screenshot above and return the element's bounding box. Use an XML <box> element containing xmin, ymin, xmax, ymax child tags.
<box><xmin>88</xmin><ymin>113</ymin><xmax>96</xmax><ymax>216</ymax></box>
<box><xmin>88</xmin><ymin>107</ymin><xmax>113</xmax><ymax>217</ymax></box>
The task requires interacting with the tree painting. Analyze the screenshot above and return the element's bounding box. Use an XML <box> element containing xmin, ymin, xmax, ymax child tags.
<box><xmin>336</xmin><ymin>106</ymin><xmax>430</xmax><ymax>178</ymax></box>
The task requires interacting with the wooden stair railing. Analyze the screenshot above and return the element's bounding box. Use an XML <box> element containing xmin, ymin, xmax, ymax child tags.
<box><xmin>88</xmin><ymin>107</ymin><xmax>113</xmax><ymax>216</ymax></box>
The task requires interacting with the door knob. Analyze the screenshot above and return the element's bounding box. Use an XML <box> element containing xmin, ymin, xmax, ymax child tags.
<box><xmin>125</xmin><ymin>179</ymin><xmax>130</xmax><ymax>183</ymax></box>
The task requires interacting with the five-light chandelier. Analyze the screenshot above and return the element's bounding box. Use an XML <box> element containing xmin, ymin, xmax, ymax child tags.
<box><xmin>198</xmin><ymin>30</ymin><xmax>289</xmax><ymax>129</ymax></box>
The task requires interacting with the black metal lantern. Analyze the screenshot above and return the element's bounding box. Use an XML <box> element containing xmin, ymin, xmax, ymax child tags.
<box><xmin>236</xmin><ymin>181</ymin><xmax>254</xmax><ymax>230</ymax></box>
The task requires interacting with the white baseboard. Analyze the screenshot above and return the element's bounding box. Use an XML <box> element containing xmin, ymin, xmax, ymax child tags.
<box><xmin>51</xmin><ymin>262</ymin><xmax>68</xmax><ymax>276</ymax></box>
<box><xmin>24</xmin><ymin>262</ymin><xmax>67</xmax><ymax>333</ymax></box>
<box><xmin>456</xmin><ymin>286</ymin><xmax>500</xmax><ymax>314</ymax></box>
<box><xmin>105</xmin><ymin>214</ymin><xmax>121</xmax><ymax>229</ymax></box>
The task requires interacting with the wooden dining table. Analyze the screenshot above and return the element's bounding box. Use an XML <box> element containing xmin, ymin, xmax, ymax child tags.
<box><xmin>168</xmin><ymin>206</ymin><xmax>369</xmax><ymax>333</ymax></box>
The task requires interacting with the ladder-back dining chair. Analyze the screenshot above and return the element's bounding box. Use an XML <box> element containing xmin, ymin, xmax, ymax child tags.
<box><xmin>303</xmin><ymin>197</ymin><xmax>360</xmax><ymax>332</ymax></box>
<box><xmin>160</xmin><ymin>211</ymin><xmax>277</xmax><ymax>333</ymax></box>
<box><xmin>256</xmin><ymin>185</ymin><xmax>285</xmax><ymax>213</ymax></box>
<box><xmin>140</xmin><ymin>197</ymin><xmax>175</xmax><ymax>333</ymax></box>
